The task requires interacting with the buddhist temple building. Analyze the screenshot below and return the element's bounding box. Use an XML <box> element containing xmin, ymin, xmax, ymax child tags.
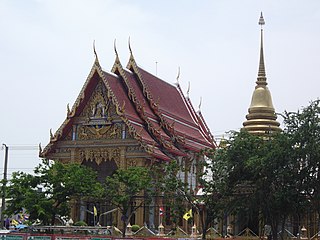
<box><xmin>40</xmin><ymin>42</ymin><xmax>216</xmax><ymax>228</ymax></box>
<box><xmin>242</xmin><ymin>12</ymin><xmax>281</xmax><ymax>135</ymax></box>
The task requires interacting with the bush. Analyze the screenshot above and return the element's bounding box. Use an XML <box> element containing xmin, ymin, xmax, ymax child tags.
<box><xmin>74</xmin><ymin>221</ymin><xmax>87</xmax><ymax>226</ymax></box>
<box><xmin>131</xmin><ymin>224</ymin><xmax>140</xmax><ymax>232</ymax></box>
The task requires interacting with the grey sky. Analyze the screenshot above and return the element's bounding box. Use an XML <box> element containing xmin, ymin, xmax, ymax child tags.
<box><xmin>1</xmin><ymin>0</ymin><xmax>320</xmax><ymax>177</ymax></box>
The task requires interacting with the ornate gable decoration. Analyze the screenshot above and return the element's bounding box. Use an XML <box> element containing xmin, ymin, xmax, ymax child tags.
<box><xmin>78</xmin><ymin>80</ymin><xmax>123</xmax><ymax>141</ymax></box>
<box><xmin>41</xmin><ymin>45</ymin><xmax>215</xmax><ymax>163</ymax></box>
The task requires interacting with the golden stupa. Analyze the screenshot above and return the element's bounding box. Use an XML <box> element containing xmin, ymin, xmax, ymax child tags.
<box><xmin>242</xmin><ymin>13</ymin><xmax>281</xmax><ymax>135</ymax></box>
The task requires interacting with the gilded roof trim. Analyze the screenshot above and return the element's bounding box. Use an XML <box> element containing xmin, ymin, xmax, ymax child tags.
<box><xmin>112</xmin><ymin>57</ymin><xmax>179</xmax><ymax>156</ymax></box>
<box><xmin>126</xmin><ymin>53</ymin><xmax>186</xmax><ymax>147</ymax></box>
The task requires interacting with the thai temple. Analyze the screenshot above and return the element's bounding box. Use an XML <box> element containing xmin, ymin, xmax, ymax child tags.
<box><xmin>39</xmin><ymin>11</ymin><xmax>318</xmax><ymax>239</ymax></box>
<box><xmin>40</xmin><ymin>40</ymin><xmax>216</xmax><ymax>228</ymax></box>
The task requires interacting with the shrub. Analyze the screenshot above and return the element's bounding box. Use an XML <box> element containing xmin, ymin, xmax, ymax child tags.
<box><xmin>74</xmin><ymin>221</ymin><xmax>88</xmax><ymax>226</ymax></box>
<box><xmin>131</xmin><ymin>224</ymin><xmax>140</xmax><ymax>232</ymax></box>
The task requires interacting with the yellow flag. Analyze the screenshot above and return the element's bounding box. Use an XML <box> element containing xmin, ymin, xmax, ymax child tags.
<box><xmin>183</xmin><ymin>209</ymin><xmax>192</xmax><ymax>221</ymax></box>
<box><xmin>11</xmin><ymin>219</ymin><xmax>19</xmax><ymax>226</ymax></box>
<box><xmin>93</xmin><ymin>206</ymin><xmax>97</xmax><ymax>216</ymax></box>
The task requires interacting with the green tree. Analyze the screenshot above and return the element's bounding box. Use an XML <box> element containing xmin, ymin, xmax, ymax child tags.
<box><xmin>156</xmin><ymin>160</ymin><xmax>188</xmax><ymax>229</ymax></box>
<box><xmin>6</xmin><ymin>159</ymin><xmax>103</xmax><ymax>225</ymax></box>
<box><xmin>283</xmin><ymin>99</ymin><xmax>320</xmax><ymax>233</ymax></box>
<box><xmin>104</xmin><ymin>166</ymin><xmax>152</xmax><ymax>237</ymax></box>
<box><xmin>154</xmin><ymin>158</ymin><xmax>224</xmax><ymax>239</ymax></box>
<box><xmin>210</xmin><ymin>130</ymin><xmax>305</xmax><ymax>240</ymax></box>
<box><xmin>198</xmin><ymin>148</ymin><xmax>229</xmax><ymax>240</ymax></box>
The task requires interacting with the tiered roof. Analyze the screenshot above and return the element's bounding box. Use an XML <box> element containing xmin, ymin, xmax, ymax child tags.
<box><xmin>41</xmin><ymin>46</ymin><xmax>216</xmax><ymax>161</ymax></box>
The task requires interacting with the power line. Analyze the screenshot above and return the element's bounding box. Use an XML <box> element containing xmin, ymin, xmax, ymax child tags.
<box><xmin>1</xmin><ymin>145</ymin><xmax>39</xmax><ymax>151</ymax></box>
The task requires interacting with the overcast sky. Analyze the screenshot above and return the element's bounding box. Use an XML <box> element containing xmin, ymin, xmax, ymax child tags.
<box><xmin>1</xmin><ymin>0</ymin><xmax>320</xmax><ymax>177</ymax></box>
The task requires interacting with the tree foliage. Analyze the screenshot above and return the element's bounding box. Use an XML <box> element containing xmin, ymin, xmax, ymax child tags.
<box><xmin>213</xmin><ymin>130</ymin><xmax>308</xmax><ymax>239</ymax></box>
<box><xmin>193</xmin><ymin>150</ymin><xmax>228</xmax><ymax>239</ymax></box>
<box><xmin>204</xmin><ymin>100</ymin><xmax>320</xmax><ymax>240</ymax></box>
<box><xmin>104</xmin><ymin>166</ymin><xmax>152</xmax><ymax>236</ymax></box>
<box><xmin>6</xmin><ymin>159</ymin><xmax>103</xmax><ymax>225</ymax></box>
<box><xmin>155</xmin><ymin>160</ymin><xmax>188</xmax><ymax>228</ymax></box>
<box><xmin>283</xmin><ymin>100</ymin><xmax>320</xmax><ymax>221</ymax></box>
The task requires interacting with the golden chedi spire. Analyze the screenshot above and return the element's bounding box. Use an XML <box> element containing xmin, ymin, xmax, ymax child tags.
<box><xmin>242</xmin><ymin>12</ymin><xmax>281</xmax><ymax>135</ymax></box>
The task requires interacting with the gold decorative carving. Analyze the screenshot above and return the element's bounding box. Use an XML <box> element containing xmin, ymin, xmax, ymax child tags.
<box><xmin>77</xmin><ymin>123</ymin><xmax>121</xmax><ymax>140</ymax></box>
<box><xmin>78</xmin><ymin>147</ymin><xmax>120</xmax><ymax>165</ymax></box>
<box><xmin>79</xmin><ymin>80</ymin><xmax>121</xmax><ymax>125</ymax></box>
<box><xmin>127</xmin><ymin>158</ymin><xmax>139</xmax><ymax>167</ymax></box>
<box><xmin>127</xmin><ymin>146</ymin><xmax>144</xmax><ymax>152</ymax></box>
<box><xmin>64</xmin><ymin>130</ymin><xmax>72</xmax><ymax>141</ymax></box>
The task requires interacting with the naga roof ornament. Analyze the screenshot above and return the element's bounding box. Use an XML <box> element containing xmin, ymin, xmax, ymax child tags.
<box><xmin>93</xmin><ymin>40</ymin><xmax>99</xmax><ymax>64</ymax></box>
<box><xmin>175</xmin><ymin>67</ymin><xmax>180</xmax><ymax>86</ymax></box>
<box><xmin>198</xmin><ymin>97</ymin><xmax>202</xmax><ymax>113</ymax></box>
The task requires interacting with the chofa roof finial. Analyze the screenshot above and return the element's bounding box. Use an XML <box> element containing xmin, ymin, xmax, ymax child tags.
<box><xmin>114</xmin><ymin>39</ymin><xmax>120</xmax><ymax>63</ymax></box>
<box><xmin>128</xmin><ymin>36</ymin><xmax>132</xmax><ymax>55</ymax></box>
<box><xmin>176</xmin><ymin>66</ymin><xmax>180</xmax><ymax>85</ymax></box>
<box><xmin>93</xmin><ymin>40</ymin><xmax>98</xmax><ymax>62</ymax></box>
<box><xmin>198</xmin><ymin>97</ymin><xmax>202</xmax><ymax>112</ymax></box>
<box><xmin>187</xmin><ymin>81</ymin><xmax>190</xmax><ymax>98</ymax></box>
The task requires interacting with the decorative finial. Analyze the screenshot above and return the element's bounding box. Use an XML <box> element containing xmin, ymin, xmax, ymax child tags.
<box><xmin>93</xmin><ymin>40</ymin><xmax>98</xmax><ymax>62</ymax></box>
<box><xmin>259</xmin><ymin>12</ymin><xmax>265</xmax><ymax>28</ymax></box>
<box><xmin>176</xmin><ymin>67</ymin><xmax>180</xmax><ymax>85</ymax></box>
<box><xmin>39</xmin><ymin>143</ymin><xmax>42</xmax><ymax>154</ymax></box>
<box><xmin>50</xmin><ymin>128</ymin><xmax>54</xmax><ymax>139</ymax></box>
<box><xmin>114</xmin><ymin>39</ymin><xmax>119</xmax><ymax>62</ymax></box>
<box><xmin>128</xmin><ymin>36</ymin><xmax>132</xmax><ymax>55</ymax></box>
<box><xmin>198</xmin><ymin>97</ymin><xmax>202</xmax><ymax>112</ymax></box>
<box><xmin>257</xmin><ymin>12</ymin><xmax>266</xmax><ymax>80</ymax></box>
<box><xmin>187</xmin><ymin>81</ymin><xmax>190</xmax><ymax>98</ymax></box>
<box><xmin>67</xmin><ymin>103</ymin><xmax>71</xmax><ymax>116</ymax></box>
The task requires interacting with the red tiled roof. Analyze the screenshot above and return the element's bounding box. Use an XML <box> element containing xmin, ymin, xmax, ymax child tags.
<box><xmin>41</xmin><ymin>55</ymin><xmax>216</xmax><ymax>160</ymax></box>
<box><xmin>137</xmin><ymin>67</ymin><xmax>197</xmax><ymax>125</ymax></box>
<box><xmin>132</xmin><ymin>65</ymin><xmax>214</xmax><ymax>150</ymax></box>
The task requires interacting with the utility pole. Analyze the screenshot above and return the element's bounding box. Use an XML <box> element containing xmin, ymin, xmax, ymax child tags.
<box><xmin>1</xmin><ymin>144</ymin><xmax>9</xmax><ymax>229</ymax></box>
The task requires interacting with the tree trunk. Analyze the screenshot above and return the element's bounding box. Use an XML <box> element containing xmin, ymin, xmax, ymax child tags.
<box><xmin>271</xmin><ymin>219</ymin><xmax>278</xmax><ymax>240</ymax></box>
<box><xmin>280</xmin><ymin>216</ymin><xmax>286</xmax><ymax>240</ymax></box>
<box><xmin>122</xmin><ymin>219</ymin><xmax>126</xmax><ymax>237</ymax></box>
<box><xmin>199</xmin><ymin>209</ymin><xmax>206</xmax><ymax>240</ymax></box>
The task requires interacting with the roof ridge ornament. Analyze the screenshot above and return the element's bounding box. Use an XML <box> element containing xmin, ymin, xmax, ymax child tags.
<box><xmin>114</xmin><ymin>39</ymin><xmax>120</xmax><ymax>63</ymax></box>
<box><xmin>128</xmin><ymin>36</ymin><xmax>133</xmax><ymax>56</ymax></box>
<box><xmin>175</xmin><ymin>66</ymin><xmax>180</xmax><ymax>86</ymax></box>
<box><xmin>93</xmin><ymin>40</ymin><xmax>99</xmax><ymax>63</ymax></box>
<box><xmin>186</xmin><ymin>81</ymin><xmax>190</xmax><ymax>98</ymax></box>
<box><xmin>198</xmin><ymin>97</ymin><xmax>202</xmax><ymax>112</ymax></box>
<box><xmin>67</xmin><ymin>103</ymin><xmax>71</xmax><ymax>116</ymax></box>
<box><xmin>38</xmin><ymin>143</ymin><xmax>42</xmax><ymax>155</ymax></box>
<box><xmin>50</xmin><ymin>128</ymin><xmax>54</xmax><ymax>140</ymax></box>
